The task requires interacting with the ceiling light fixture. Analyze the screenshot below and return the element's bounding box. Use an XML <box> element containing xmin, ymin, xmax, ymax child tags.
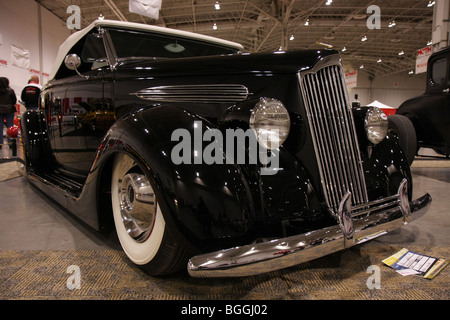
<box><xmin>326</xmin><ymin>0</ymin><xmax>333</xmax><ymax>5</ymax></box>
<box><xmin>377</xmin><ymin>58</ymin><xmax>382</xmax><ymax>63</ymax></box>
<box><xmin>361</xmin><ymin>35</ymin><xmax>368</xmax><ymax>42</ymax></box>
<box><xmin>360</xmin><ymin>65</ymin><xmax>364</xmax><ymax>69</ymax></box>
<box><xmin>215</xmin><ymin>1</ymin><xmax>220</xmax><ymax>10</ymax></box>
<box><xmin>398</xmin><ymin>51</ymin><xmax>404</xmax><ymax>56</ymax></box>
<box><xmin>289</xmin><ymin>35</ymin><xmax>295</xmax><ymax>41</ymax></box>
<box><xmin>388</xmin><ymin>21</ymin><xmax>396</xmax><ymax>28</ymax></box>
<box><xmin>427</xmin><ymin>40</ymin><xmax>433</xmax><ymax>46</ymax></box>
<box><xmin>427</xmin><ymin>1</ymin><xmax>435</xmax><ymax>7</ymax></box>
<box><xmin>305</xmin><ymin>19</ymin><xmax>309</xmax><ymax>26</ymax></box>
<box><xmin>213</xmin><ymin>22</ymin><xmax>218</xmax><ymax>30</ymax></box>
<box><xmin>342</xmin><ymin>47</ymin><xmax>347</xmax><ymax>52</ymax></box>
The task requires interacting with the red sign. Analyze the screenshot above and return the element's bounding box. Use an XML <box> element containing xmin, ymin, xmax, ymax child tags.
<box><xmin>417</xmin><ymin>46</ymin><xmax>432</xmax><ymax>57</ymax></box>
<box><xmin>416</xmin><ymin>46</ymin><xmax>432</xmax><ymax>74</ymax></box>
<box><xmin>345</xmin><ymin>70</ymin><xmax>358</xmax><ymax>88</ymax></box>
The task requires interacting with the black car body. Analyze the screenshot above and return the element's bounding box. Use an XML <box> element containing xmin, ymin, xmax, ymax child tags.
<box><xmin>397</xmin><ymin>46</ymin><xmax>450</xmax><ymax>156</ymax></box>
<box><xmin>8</xmin><ymin>20</ymin><xmax>431</xmax><ymax>277</ymax></box>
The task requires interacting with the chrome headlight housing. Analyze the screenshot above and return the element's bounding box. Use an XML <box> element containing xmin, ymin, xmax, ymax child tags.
<box><xmin>364</xmin><ymin>107</ymin><xmax>388</xmax><ymax>144</ymax></box>
<box><xmin>250</xmin><ymin>98</ymin><xmax>290</xmax><ymax>150</ymax></box>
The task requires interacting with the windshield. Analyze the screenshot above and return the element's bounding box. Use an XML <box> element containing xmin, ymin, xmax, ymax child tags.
<box><xmin>107</xmin><ymin>28</ymin><xmax>239</xmax><ymax>59</ymax></box>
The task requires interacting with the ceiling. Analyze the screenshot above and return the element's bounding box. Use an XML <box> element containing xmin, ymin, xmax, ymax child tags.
<box><xmin>37</xmin><ymin>0</ymin><xmax>436</xmax><ymax>77</ymax></box>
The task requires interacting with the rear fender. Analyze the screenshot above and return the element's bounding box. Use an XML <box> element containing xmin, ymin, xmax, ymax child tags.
<box><xmin>20</xmin><ymin>110</ymin><xmax>57</xmax><ymax>174</ymax></box>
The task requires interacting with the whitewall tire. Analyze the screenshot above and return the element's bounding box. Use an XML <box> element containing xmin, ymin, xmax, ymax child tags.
<box><xmin>111</xmin><ymin>152</ymin><xmax>190</xmax><ymax>275</ymax></box>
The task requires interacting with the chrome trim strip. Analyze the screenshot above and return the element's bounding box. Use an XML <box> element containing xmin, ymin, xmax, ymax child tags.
<box><xmin>132</xmin><ymin>84</ymin><xmax>249</xmax><ymax>103</ymax></box>
<box><xmin>187</xmin><ymin>191</ymin><xmax>431</xmax><ymax>278</ymax></box>
<box><xmin>351</xmin><ymin>194</ymin><xmax>398</xmax><ymax>211</ymax></box>
<box><xmin>350</xmin><ymin>199</ymin><xmax>400</xmax><ymax>218</ymax></box>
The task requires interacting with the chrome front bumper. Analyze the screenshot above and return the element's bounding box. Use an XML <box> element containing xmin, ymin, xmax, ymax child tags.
<box><xmin>187</xmin><ymin>180</ymin><xmax>432</xmax><ymax>278</ymax></box>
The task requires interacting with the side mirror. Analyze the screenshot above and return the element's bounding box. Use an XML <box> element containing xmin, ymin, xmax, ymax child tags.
<box><xmin>64</xmin><ymin>54</ymin><xmax>89</xmax><ymax>79</ymax></box>
<box><xmin>64</xmin><ymin>54</ymin><xmax>81</xmax><ymax>70</ymax></box>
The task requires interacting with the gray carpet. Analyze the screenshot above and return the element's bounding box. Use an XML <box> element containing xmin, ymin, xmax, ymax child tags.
<box><xmin>0</xmin><ymin>245</ymin><xmax>448</xmax><ymax>300</ymax></box>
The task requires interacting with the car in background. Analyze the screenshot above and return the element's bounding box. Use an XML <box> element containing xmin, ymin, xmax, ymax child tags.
<box><xmin>395</xmin><ymin>46</ymin><xmax>450</xmax><ymax>158</ymax></box>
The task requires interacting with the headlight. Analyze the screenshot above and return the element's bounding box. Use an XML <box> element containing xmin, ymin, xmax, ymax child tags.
<box><xmin>250</xmin><ymin>98</ymin><xmax>290</xmax><ymax>150</ymax></box>
<box><xmin>365</xmin><ymin>107</ymin><xmax>388</xmax><ymax>144</ymax></box>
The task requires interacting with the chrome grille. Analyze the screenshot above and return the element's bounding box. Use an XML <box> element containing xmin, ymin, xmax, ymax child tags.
<box><xmin>300</xmin><ymin>64</ymin><xmax>368</xmax><ymax>217</ymax></box>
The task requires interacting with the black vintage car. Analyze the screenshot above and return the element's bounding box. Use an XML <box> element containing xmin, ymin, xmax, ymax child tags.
<box><xmin>395</xmin><ymin>46</ymin><xmax>450</xmax><ymax>158</ymax></box>
<box><xmin>5</xmin><ymin>20</ymin><xmax>431</xmax><ymax>277</ymax></box>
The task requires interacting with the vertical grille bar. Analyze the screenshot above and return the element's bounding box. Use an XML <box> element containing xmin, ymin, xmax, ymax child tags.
<box><xmin>300</xmin><ymin>64</ymin><xmax>368</xmax><ymax>216</ymax></box>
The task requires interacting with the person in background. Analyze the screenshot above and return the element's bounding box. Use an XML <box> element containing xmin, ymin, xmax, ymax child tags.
<box><xmin>0</xmin><ymin>77</ymin><xmax>17</xmax><ymax>148</ymax></box>
<box><xmin>21</xmin><ymin>75</ymin><xmax>41</xmax><ymax>110</ymax></box>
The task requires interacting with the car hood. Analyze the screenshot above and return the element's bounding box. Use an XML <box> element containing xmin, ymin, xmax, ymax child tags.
<box><xmin>115</xmin><ymin>49</ymin><xmax>340</xmax><ymax>77</ymax></box>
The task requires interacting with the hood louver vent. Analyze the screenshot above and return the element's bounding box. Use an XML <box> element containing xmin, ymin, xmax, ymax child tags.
<box><xmin>133</xmin><ymin>84</ymin><xmax>249</xmax><ymax>103</ymax></box>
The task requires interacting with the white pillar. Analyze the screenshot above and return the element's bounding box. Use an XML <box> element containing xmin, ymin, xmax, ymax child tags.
<box><xmin>432</xmin><ymin>0</ymin><xmax>450</xmax><ymax>51</ymax></box>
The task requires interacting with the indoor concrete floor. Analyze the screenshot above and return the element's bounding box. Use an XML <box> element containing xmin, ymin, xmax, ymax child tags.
<box><xmin>0</xmin><ymin>145</ymin><xmax>449</xmax><ymax>300</ymax></box>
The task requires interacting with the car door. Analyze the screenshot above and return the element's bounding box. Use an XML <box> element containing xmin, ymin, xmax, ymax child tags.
<box><xmin>422</xmin><ymin>53</ymin><xmax>450</xmax><ymax>150</ymax></box>
<box><xmin>45</xmin><ymin>31</ymin><xmax>115</xmax><ymax>180</ymax></box>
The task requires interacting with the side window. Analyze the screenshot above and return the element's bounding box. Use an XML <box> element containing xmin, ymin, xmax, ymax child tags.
<box><xmin>81</xmin><ymin>33</ymin><xmax>108</xmax><ymax>69</ymax></box>
<box><xmin>431</xmin><ymin>57</ymin><xmax>447</xmax><ymax>85</ymax></box>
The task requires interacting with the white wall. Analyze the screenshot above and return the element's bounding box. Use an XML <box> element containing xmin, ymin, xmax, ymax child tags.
<box><xmin>0</xmin><ymin>0</ymin><xmax>70</xmax><ymax>107</ymax></box>
<box><xmin>348</xmin><ymin>69</ymin><xmax>427</xmax><ymax>108</ymax></box>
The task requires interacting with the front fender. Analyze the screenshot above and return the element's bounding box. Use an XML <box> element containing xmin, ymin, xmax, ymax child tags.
<box><xmin>224</xmin><ymin>99</ymin><xmax>325</xmax><ymax>232</ymax></box>
<box><xmin>352</xmin><ymin>106</ymin><xmax>413</xmax><ymax>200</ymax></box>
<box><xmin>363</xmin><ymin>132</ymin><xmax>413</xmax><ymax>201</ymax></box>
<box><xmin>96</xmin><ymin>105</ymin><xmax>259</xmax><ymax>251</ymax></box>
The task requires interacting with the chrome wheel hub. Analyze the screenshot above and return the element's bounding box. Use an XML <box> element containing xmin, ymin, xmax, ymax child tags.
<box><xmin>119</xmin><ymin>172</ymin><xmax>157</xmax><ymax>243</ymax></box>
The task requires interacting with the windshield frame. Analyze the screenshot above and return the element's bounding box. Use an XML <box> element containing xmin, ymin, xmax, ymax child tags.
<box><xmin>104</xmin><ymin>27</ymin><xmax>240</xmax><ymax>64</ymax></box>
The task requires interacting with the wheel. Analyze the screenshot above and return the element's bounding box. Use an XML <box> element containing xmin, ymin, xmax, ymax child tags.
<box><xmin>111</xmin><ymin>152</ymin><xmax>190</xmax><ymax>275</ymax></box>
<box><xmin>388</xmin><ymin>114</ymin><xmax>417</xmax><ymax>165</ymax></box>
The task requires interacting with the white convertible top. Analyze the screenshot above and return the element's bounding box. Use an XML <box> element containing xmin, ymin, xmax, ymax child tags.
<box><xmin>50</xmin><ymin>19</ymin><xmax>243</xmax><ymax>80</ymax></box>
